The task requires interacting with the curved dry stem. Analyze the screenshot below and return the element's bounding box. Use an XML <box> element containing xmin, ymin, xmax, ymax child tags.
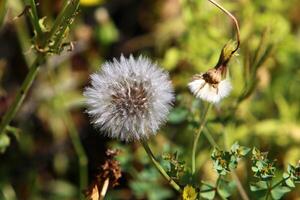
<box><xmin>208</xmin><ymin>0</ymin><xmax>240</xmax><ymax>53</ymax></box>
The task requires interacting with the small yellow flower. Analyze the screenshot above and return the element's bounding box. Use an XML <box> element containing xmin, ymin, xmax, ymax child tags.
<box><xmin>182</xmin><ymin>185</ymin><xmax>198</xmax><ymax>200</ymax></box>
<box><xmin>80</xmin><ymin>0</ymin><xmax>103</xmax><ymax>6</ymax></box>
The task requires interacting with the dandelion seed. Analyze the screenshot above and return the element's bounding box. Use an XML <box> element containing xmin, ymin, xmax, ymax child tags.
<box><xmin>84</xmin><ymin>55</ymin><xmax>174</xmax><ymax>142</ymax></box>
<box><xmin>188</xmin><ymin>67</ymin><xmax>232</xmax><ymax>104</ymax></box>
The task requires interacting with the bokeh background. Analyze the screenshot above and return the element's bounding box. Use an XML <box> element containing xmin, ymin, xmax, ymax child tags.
<box><xmin>0</xmin><ymin>0</ymin><xmax>300</xmax><ymax>199</ymax></box>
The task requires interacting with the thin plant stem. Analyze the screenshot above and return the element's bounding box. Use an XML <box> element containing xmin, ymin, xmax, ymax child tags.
<box><xmin>100</xmin><ymin>178</ymin><xmax>110</xmax><ymax>200</ymax></box>
<box><xmin>203</xmin><ymin>127</ymin><xmax>218</xmax><ymax>148</ymax></box>
<box><xmin>265</xmin><ymin>181</ymin><xmax>272</xmax><ymax>200</ymax></box>
<box><xmin>271</xmin><ymin>176</ymin><xmax>290</xmax><ymax>190</ymax></box>
<box><xmin>208</xmin><ymin>0</ymin><xmax>240</xmax><ymax>53</ymax></box>
<box><xmin>223</xmin><ymin>128</ymin><xmax>250</xmax><ymax>200</ymax></box>
<box><xmin>141</xmin><ymin>140</ymin><xmax>181</xmax><ymax>192</ymax></box>
<box><xmin>0</xmin><ymin>0</ymin><xmax>80</xmax><ymax>136</ymax></box>
<box><xmin>0</xmin><ymin>57</ymin><xmax>43</xmax><ymax>135</ymax></box>
<box><xmin>232</xmin><ymin>169</ymin><xmax>250</xmax><ymax>200</ymax></box>
<box><xmin>62</xmin><ymin>112</ymin><xmax>88</xmax><ymax>200</ymax></box>
<box><xmin>191</xmin><ymin>103</ymin><xmax>211</xmax><ymax>174</ymax></box>
<box><xmin>28</xmin><ymin>0</ymin><xmax>42</xmax><ymax>38</ymax></box>
<box><xmin>204</xmin><ymin>126</ymin><xmax>250</xmax><ymax>200</ymax></box>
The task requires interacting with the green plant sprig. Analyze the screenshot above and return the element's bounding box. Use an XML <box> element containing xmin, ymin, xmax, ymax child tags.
<box><xmin>0</xmin><ymin>0</ymin><xmax>80</xmax><ymax>138</ymax></box>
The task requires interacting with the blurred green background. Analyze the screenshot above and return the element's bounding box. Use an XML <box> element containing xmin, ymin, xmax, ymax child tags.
<box><xmin>0</xmin><ymin>0</ymin><xmax>299</xmax><ymax>199</ymax></box>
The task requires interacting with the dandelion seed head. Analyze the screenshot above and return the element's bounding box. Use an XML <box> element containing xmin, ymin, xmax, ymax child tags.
<box><xmin>188</xmin><ymin>68</ymin><xmax>232</xmax><ymax>104</ymax></box>
<box><xmin>84</xmin><ymin>55</ymin><xmax>174</xmax><ymax>142</ymax></box>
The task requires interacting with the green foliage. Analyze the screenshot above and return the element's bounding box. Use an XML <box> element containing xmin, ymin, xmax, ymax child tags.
<box><xmin>251</xmin><ymin>148</ymin><xmax>276</xmax><ymax>180</ymax></box>
<box><xmin>200</xmin><ymin>182</ymin><xmax>215</xmax><ymax>200</ymax></box>
<box><xmin>211</xmin><ymin>142</ymin><xmax>250</xmax><ymax>175</ymax></box>
<box><xmin>1</xmin><ymin>0</ymin><xmax>300</xmax><ymax>199</ymax></box>
<box><xmin>163</xmin><ymin>152</ymin><xmax>185</xmax><ymax>181</ymax></box>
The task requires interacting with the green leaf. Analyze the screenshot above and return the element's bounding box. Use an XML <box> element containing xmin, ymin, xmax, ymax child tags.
<box><xmin>0</xmin><ymin>133</ymin><xmax>10</xmax><ymax>153</ymax></box>
<box><xmin>271</xmin><ymin>186</ymin><xmax>291</xmax><ymax>200</ymax></box>
<box><xmin>285</xmin><ymin>178</ymin><xmax>295</xmax><ymax>188</ymax></box>
<box><xmin>250</xmin><ymin>181</ymin><xmax>268</xmax><ymax>191</ymax></box>
<box><xmin>200</xmin><ymin>182</ymin><xmax>215</xmax><ymax>200</ymax></box>
<box><xmin>250</xmin><ymin>181</ymin><xmax>268</xmax><ymax>199</ymax></box>
<box><xmin>217</xmin><ymin>179</ymin><xmax>235</xmax><ymax>199</ymax></box>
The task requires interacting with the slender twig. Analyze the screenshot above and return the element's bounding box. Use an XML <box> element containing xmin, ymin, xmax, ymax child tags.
<box><xmin>28</xmin><ymin>0</ymin><xmax>42</xmax><ymax>38</ymax></box>
<box><xmin>208</xmin><ymin>0</ymin><xmax>240</xmax><ymax>53</ymax></box>
<box><xmin>62</xmin><ymin>112</ymin><xmax>88</xmax><ymax>200</ymax></box>
<box><xmin>204</xmin><ymin>126</ymin><xmax>250</xmax><ymax>200</ymax></box>
<box><xmin>223</xmin><ymin>129</ymin><xmax>250</xmax><ymax>200</ymax></box>
<box><xmin>192</xmin><ymin>103</ymin><xmax>211</xmax><ymax>174</ymax></box>
<box><xmin>271</xmin><ymin>175</ymin><xmax>290</xmax><ymax>190</ymax></box>
<box><xmin>141</xmin><ymin>140</ymin><xmax>181</xmax><ymax>192</ymax></box>
<box><xmin>265</xmin><ymin>181</ymin><xmax>272</xmax><ymax>200</ymax></box>
<box><xmin>0</xmin><ymin>57</ymin><xmax>43</xmax><ymax>135</ymax></box>
<box><xmin>204</xmin><ymin>127</ymin><xmax>219</xmax><ymax>148</ymax></box>
<box><xmin>0</xmin><ymin>0</ymin><xmax>80</xmax><ymax>136</ymax></box>
<box><xmin>232</xmin><ymin>170</ymin><xmax>250</xmax><ymax>200</ymax></box>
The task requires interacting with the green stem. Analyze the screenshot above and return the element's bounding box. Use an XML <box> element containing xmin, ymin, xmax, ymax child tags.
<box><xmin>48</xmin><ymin>0</ymin><xmax>80</xmax><ymax>51</ymax></box>
<box><xmin>203</xmin><ymin>127</ymin><xmax>218</xmax><ymax>148</ymax></box>
<box><xmin>0</xmin><ymin>57</ymin><xmax>43</xmax><ymax>135</ymax></box>
<box><xmin>141</xmin><ymin>140</ymin><xmax>181</xmax><ymax>192</ymax></box>
<box><xmin>62</xmin><ymin>112</ymin><xmax>88</xmax><ymax>200</ymax></box>
<box><xmin>191</xmin><ymin>103</ymin><xmax>211</xmax><ymax>174</ymax></box>
<box><xmin>232</xmin><ymin>169</ymin><xmax>250</xmax><ymax>200</ymax></box>
<box><xmin>0</xmin><ymin>0</ymin><xmax>80</xmax><ymax>136</ymax></box>
<box><xmin>27</xmin><ymin>0</ymin><xmax>43</xmax><ymax>39</ymax></box>
<box><xmin>223</xmin><ymin>128</ymin><xmax>250</xmax><ymax>200</ymax></box>
<box><xmin>271</xmin><ymin>176</ymin><xmax>290</xmax><ymax>190</ymax></box>
<box><xmin>265</xmin><ymin>181</ymin><xmax>272</xmax><ymax>200</ymax></box>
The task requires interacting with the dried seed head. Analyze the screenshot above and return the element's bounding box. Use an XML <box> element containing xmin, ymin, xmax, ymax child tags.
<box><xmin>84</xmin><ymin>55</ymin><xmax>174</xmax><ymax>141</ymax></box>
<box><xmin>188</xmin><ymin>67</ymin><xmax>231</xmax><ymax>104</ymax></box>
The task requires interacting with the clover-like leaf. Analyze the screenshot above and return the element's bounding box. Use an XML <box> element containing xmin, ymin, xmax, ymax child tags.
<box><xmin>200</xmin><ymin>182</ymin><xmax>216</xmax><ymax>200</ymax></box>
<box><xmin>271</xmin><ymin>186</ymin><xmax>291</xmax><ymax>200</ymax></box>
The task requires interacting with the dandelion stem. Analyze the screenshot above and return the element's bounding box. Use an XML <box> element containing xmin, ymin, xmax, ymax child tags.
<box><xmin>141</xmin><ymin>140</ymin><xmax>181</xmax><ymax>192</ymax></box>
<box><xmin>191</xmin><ymin>103</ymin><xmax>211</xmax><ymax>175</ymax></box>
<box><xmin>62</xmin><ymin>112</ymin><xmax>88</xmax><ymax>200</ymax></box>
<box><xmin>208</xmin><ymin>0</ymin><xmax>240</xmax><ymax>53</ymax></box>
<box><xmin>0</xmin><ymin>57</ymin><xmax>43</xmax><ymax>136</ymax></box>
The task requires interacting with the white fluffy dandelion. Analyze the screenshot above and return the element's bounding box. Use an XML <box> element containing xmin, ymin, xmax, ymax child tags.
<box><xmin>188</xmin><ymin>68</ymin><xmax>232</xmax><ymax>104</ymax></box>
<box><xmin>84</xmin><ymin>55</ymin><xmax>174</xmax><ymax>142</ymax></box>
